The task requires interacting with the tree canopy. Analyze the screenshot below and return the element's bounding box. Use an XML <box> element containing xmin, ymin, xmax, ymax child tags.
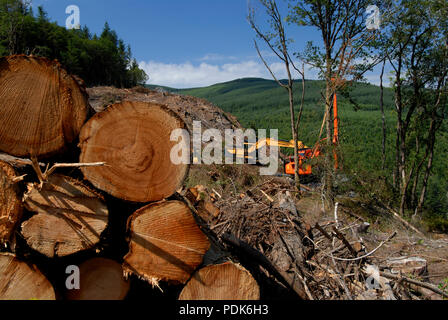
<box><xmin>0</xmin><ymin>0</ymin><xmax>148</xmax><ymax>87</ymax></box>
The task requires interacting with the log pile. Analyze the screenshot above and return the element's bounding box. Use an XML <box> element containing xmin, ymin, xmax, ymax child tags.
<box><xmin>0</xmin><ymin>55</ymin><xmax>260</xmax><ymax>301</ymax></box>
<box><xmin>0</xmin><ymin>55</ymin><xmax>443</xmax><ymax>301</ymax></box>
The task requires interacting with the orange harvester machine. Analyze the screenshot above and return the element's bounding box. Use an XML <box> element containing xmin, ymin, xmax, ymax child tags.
<box><xmin>284</xmin><ymin>91</ymin><xmax>339</xmax><ymax>176</ymax></box>
<box><xmin>227</xmin><ymin>91</ymin><xmax>339</xmax><ymax>176</ymax></box>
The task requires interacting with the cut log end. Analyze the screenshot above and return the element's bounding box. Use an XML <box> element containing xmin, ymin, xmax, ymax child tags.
<box><xmin>0</xmin><ymin>161</ymin><xmax>23</xmax><ymax>246</ymax></box>
<box><xmin>65</xmin><ymin>258</ymin><xmax>130</xmax><ymax>300</ymax></box>
<box><xmin>0</xmin><ymin>254</ymin><xmax>56</xmax><ymax>300</ymax></box>
<box><xmin>0</xmin><ymin>55</ymin><xmax>90</xmax><ymax>158</ymax></box>
<box><xmin>79</xmin><ymin>101</ymin><xmax>189</xmax><ymax>203</ymax></box>
<box><xmin>179</xmin><ymin>261</ymin><xmax>260</xmax><ymax>300</ymax></box>
<box><xmin>123</xmin><ymin>200</ymin><xmax>210</xmax><ymax>285</ymax></box>
<box><xmin>21</xmin><ymin>174</ymin><xmax>108</xmax><ymax>258</ymax></box>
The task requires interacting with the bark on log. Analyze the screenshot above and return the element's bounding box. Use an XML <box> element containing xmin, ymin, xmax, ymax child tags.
<box><xmin>0</xmin><ymin>55</ymin><xmax>90</xmax><ymax>158</ymax></box>
<box><xmin>179</xmin><ymin>261</ymin><xmax>260</xmax><ymax>300</ymax></box>
<box><xmin>21</xmin><ymin>174</ymin><xmax>108</xmax><ymax>257</ymax></box>
<box><xmin>123</xmin><ymin>200</ymin><xmax>210</xmax><ymax>286</ymax></box>
<box><xmin>65</xmin><ymin>258</ymin><xmax>130</xmax><ymax>300</ymax></box>
<box><xmin>0</xmin><ymin>253</ymin><xmax>55</xmax><ymax>300</ymax></box>
<box><xmin>0</xmin><ymin>161</ymin><xmax>22</xmax><ymax>246</ymax></box>
<box><xmin>79</xmin><ymin>101</ymin><xmax>189</xmax><ymax>203</ymax></box>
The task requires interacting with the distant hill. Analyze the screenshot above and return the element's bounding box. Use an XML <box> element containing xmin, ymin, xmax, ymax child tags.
<box><xmin>146</xmin><ymin>77</ymin><xmax>395</xmax><ymax>143</ymax></box>
<box><xmin>147</xmin><ymin>78</ymin><xmax>393</xmax><ymax>112</ymax></box>
<box><xmin>146</xmin><ymin>78</ymin><xmax>448</xmax><ymax>214</ymax></box>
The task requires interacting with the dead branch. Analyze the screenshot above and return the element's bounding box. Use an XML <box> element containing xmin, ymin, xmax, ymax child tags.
<box><xmin>306</xmin><ymin>231</ymin><xmax>397</xmax><ymax>262</ymax></box>
<box><xmin>381</xmin><ymin>204</ymin><xmax>425</xmax><ymax>237</ymax></box>
<box><xmin>43</xmin><ymin>162</ymin><xmax>107</xmax><ymax>180</ymax></box>
<box><xmin>332</xmin><ymin>226</ymin><xmax>358</xmax><ymax>257</ymax></box>
<box><xmin>378</xmin><ymin>271</ymin><xmax>448</xmax><ymax>299</ymax></box>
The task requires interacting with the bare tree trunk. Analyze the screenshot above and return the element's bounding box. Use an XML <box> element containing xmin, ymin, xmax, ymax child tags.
<box><xmin>393</xmin><ymin>58</ymin><xmax>403</xmax><ymax>191</ymax></box>
<box><xmin>380</xmin><ymin>60</ymin><xmax>387</xmax><ymax>170</ymax></box>
<box><xmin>248</xmin><ymin>1</ymin><xmax>304</xmax><ymax>194</ymax></box>
<box><xmin>393</xmin><ymin>134</ymin><xmax>399</xmax><ymax>188</ymax></box>
<box><xmin>287</xmin><ymin>81</ymin><xmax>300</xmax><ymax>192</ymax></box>
<box><xmin>393</xmin><ymin>58</ymin><xmax>408</xmax><ymax>216</ymax></box>
<box><xmin>398</xmin><ymin>118</ymin><xmax>408</xmax><ymax>216</ymax></box>
<box><xmin>414</xmin><ymin>148</ymin><xmax>434</xmax><ymax>218</ymax></box>
<box><xmin>400</xmin><ymin>162</ymin><xmax>414</xmax><ymax>217</ymax></box>
<box><xmin>414</xmin><ymin>117</ymin><xmax>437</xmax><ymax>218</ymax></box>
<box><xmin>324</xmin><ymin>82</ymin><xmax>334</xmax><ymax>206</ymax></box>
<box><xmin>410</xmin><ymin>136</ymin><xmax>424</xmax><ymax>208</ymax></box>
<box><xmin>321</xmin><ymin>49</ymin><xmax>335</xmax><ymax>206</ymax></box>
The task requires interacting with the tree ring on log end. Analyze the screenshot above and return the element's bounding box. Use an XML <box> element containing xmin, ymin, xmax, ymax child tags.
<box><xmin>0</xmin><ymin>55</ymin><xmax>90</xmax><ymax>158</ymax></box>
<box><xmin>123</xmin><ymin>200</ymin><xmax>210</xmax><ymax>285</ymax></box>
<box><xmin>0</xmin><ymin>253</ymin><xmax>56</xmax><ymax>300</ymax></box>
<box><xmin>0</xmin><ymin>161</ymin><xmax>23</xmax><ymax>246</ymax></box>
<box><xmin>65</xmin><ymin>258</ymin><xmax>130</xmax><ymax>300</ymax></box>
<box><xmin>179</xmin><ymin>261</ymin><xmax>260</xmax><ymax>300</ymax></box>
<box><xmin>21</xmin><ymin>175</ymin><xmax>109</xmax><ymax>258</ymax></box>
<box><xmin>79</xmin><ymin>101</ymin><xmax>189</xmax><ymax>203</ymax></box>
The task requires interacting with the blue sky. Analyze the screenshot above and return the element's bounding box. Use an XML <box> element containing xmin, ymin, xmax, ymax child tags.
<box><xmin>32</xmin><ymin>0</ymin><xmax>384</xmax><ymax>88</ymax></box>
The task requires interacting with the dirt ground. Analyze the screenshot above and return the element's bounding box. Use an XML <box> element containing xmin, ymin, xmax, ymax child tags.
<box><xmin>297</xmin><ymin>195</ymin><xmax>448</xmax><ymax>286</ymax></box>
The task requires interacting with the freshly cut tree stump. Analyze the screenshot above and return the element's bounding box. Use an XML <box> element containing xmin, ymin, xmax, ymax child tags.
<box><xmin>179</xmin><ymin>261</ymin><xmax>260</xmax><ymax>300</ymax></box>
<box><xmin>0</xmin><ymin>55</ymin><xmax>90</xmax><ymax>158</ymax></box>
<box><xmin>0</xmin><ymin>161</ymin><xmax>22</xmax><ymax>246</ymax></box>
<box><xmin>0</xmin><ymin>253</ymin><xmax>56</xmax><ymax>300</ymax></box>
<box><xmin>65</xmin><ymin>258</ymin><xmax>130</xmax><ymax>300</ymax></box>
<box><xmin>79</xmin><ymin>101</ymin><xmax>189</xmax><ymax>203</ymax></box>
<box><xmin>21</xmin><ymin>174</ymin><xmax>108</xmax><ymax>258</ymax></box>
<box><xmin>123</xmin><ymin>200</ymin><xmax>210</xmax><ymax>285</ymax></box>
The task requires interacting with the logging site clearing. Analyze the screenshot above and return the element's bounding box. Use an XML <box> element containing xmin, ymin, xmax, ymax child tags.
<box><xmin>0</xmin><ymin>56</ymin><xmax>447</xmax><ymax>301</ymax></box>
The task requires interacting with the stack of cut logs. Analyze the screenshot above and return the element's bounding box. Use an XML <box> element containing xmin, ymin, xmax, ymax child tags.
<box><xmin>0</xmin><ymin>55</ymin><xmax>260</xmax><ymax>300</ymax></box>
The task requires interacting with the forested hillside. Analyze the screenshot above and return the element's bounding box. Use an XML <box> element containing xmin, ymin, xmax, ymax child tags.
<box><xmin>150</xmin><ymin>78</ymin><xmax>395</xmax><ymax>144</ymax></box>
<box><xmin>0</xmin><ymin>0</ymin><xmax>147</xmax><ymax>87</ymax></box>
<box><xmin>149</xmin><ymin>78</ymin><xmax>448</xmax><ymax>227</ymax></box>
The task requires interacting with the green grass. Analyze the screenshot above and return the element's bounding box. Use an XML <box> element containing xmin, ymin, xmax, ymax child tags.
<box><xmin>147</xmin><ymin>78</ymin><xmax>448</xmax><ymax>219</ymax></box>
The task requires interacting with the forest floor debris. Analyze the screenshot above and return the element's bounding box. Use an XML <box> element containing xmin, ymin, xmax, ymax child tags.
<box><xmin>187</xmin><ymin>166</ymin><xmax>448</xmax><ymax>300</ymax></box>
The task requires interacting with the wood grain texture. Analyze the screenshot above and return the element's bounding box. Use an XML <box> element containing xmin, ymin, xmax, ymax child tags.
<box><xmin>0</xmin><ymin>55</ymin><xmax>90</xmax><ymax>158</ymax></box>
<box><xmin>123</xmin><ymin>200</ymin><xmax>210</xmax><ymax>285</ymax></box>
<box><xmin>65</xmin><ymin>258</ymin><xmax>130</xmax><ymax>300</ymax></box>
<box><xmin>79</xmin><ymin>100</ymin><xmax>189</xmax><ymax>203</ymax></box>
<box><xmin>0</xmin><ymin>161</ymin><xmax>23</xmax><ymax>245</ymax></box>
<box><xmin>21</xmin><ymin>175</ymin><xmax>108</xmax><ymax>257</ymax></box>
<box><xmin>0</xmin><ymin>253</ymin><xmax>56</xmax><ymax>300</ymax></box>
<box><xmin>179</xmin><ymin>261</ymin><xmax>260</xmax><ymax>300</ymax></box>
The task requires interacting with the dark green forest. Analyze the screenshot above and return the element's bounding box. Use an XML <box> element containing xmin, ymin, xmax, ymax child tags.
<box><xmin>0</xmin><ymin>0</ymin><xmax>148</xmax><ymax>87</ymax></box>
<box><xmin>150</xmin><ymin>78</ymin><xmax>448</xmax><ymax>231</ymax></box>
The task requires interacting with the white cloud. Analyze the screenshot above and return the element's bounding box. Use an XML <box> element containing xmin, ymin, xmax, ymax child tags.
<box><xmin>139</xmin><ymin>59</ymin><xmax>323</xmax><ymax>88</ymax></box>
<box><xmin>198</xmin><ymin>54</ymin><xmax>238</xmax><ymax>62</ymax></box>
<box><xmin>139</xmin><ymin>58</ymin><xmax>384</xmax><ymax>89</ymax></box>
<box><xmin>140</xmin><ymin>60</ymin><xmax>270</xmax><ymax>88</ymax></box>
